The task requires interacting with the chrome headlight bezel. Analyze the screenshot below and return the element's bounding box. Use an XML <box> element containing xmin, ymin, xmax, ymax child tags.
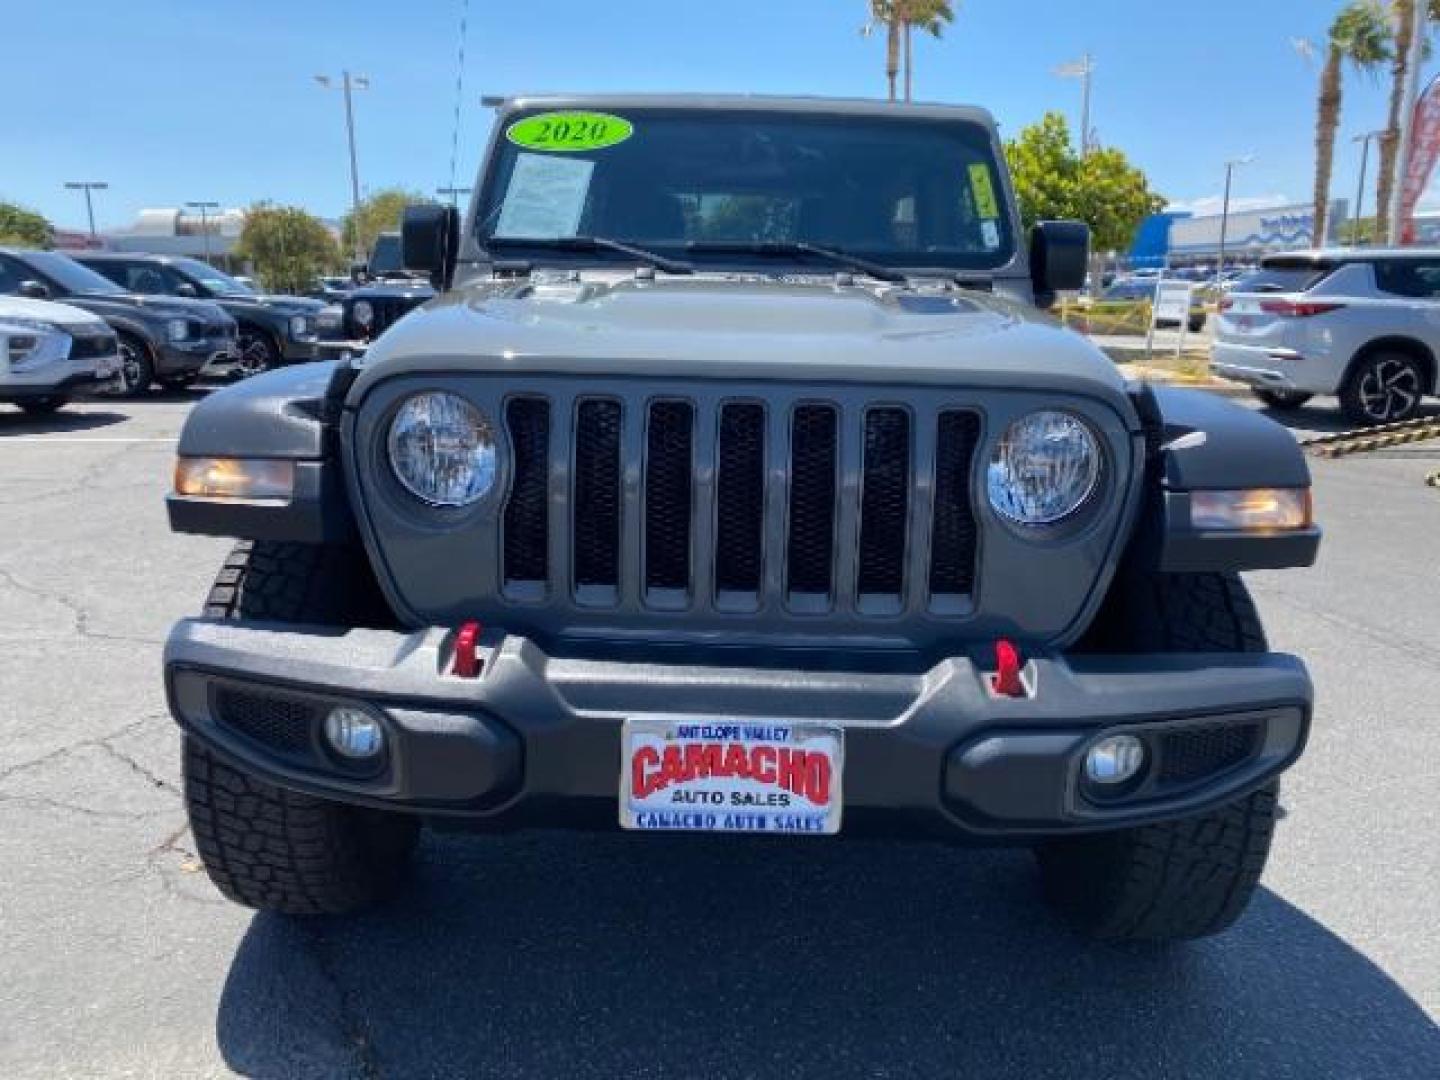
<box><xmin>288</xmin><ymin>314</ymin><xmax>312</xmax><ymax>339</ymax></box>
<box><xmin>386</xmin><ymin>391</ymin><xmax>499</xmax><ymax>508</ymax></box>
<box><xmin>351</xmin><ymin>300</ymin><xmax>375</xmax><ymax>329</ymax></box>
<box><xmin>165</xmin><ymin>318</ymin><xmax>190</xmax><ymax>342</ymax></box>
<box><xmin>986</xmin><ymin>409</ymin><xmax>1103</xmax><ymax>528</ymax></box>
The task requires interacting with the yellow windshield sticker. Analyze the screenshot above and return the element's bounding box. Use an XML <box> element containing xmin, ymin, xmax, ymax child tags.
<box><xmin>506</xmin><ymin>111</ymin><xmax>634</xmax><ymax>152</ymax></box>
<box><xmin>969</xmin><ymin>163</ymin><xmax>1000</xmax><ymax>220</ymax></box>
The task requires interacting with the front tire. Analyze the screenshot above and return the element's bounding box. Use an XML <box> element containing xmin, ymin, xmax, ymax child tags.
<box><xmin>1041</xmin><ymin>572</ymin><xmax>1276</xmax><ymax>941</ymax></box>
<box><xmin>184</xmin><ymin>540</ymin><xmax>415</xmax><ymax>915</ymax></box>
<box><xmin>1340</xmin><ymin>350</ymin><xmax>1427</xmax><ymax>425</ymax></box>
<box><xmin>236</xmin><ymin>328</ymin><xmax>280</xmax><ymax>378</ymax></box>
<box><xmin>1253</xmin><ymin>388</ymin><xmax>1314</xmax><ymax>411</ymax></box>
<box><xmin>113</xmin><ymin>333</ymin><xmax>155</xmax><ymax>398</ymax></box>
<box><xmin>18</xmin><ymin>396</ymin><xmax>68</xmax><ymax>416</ymax></box>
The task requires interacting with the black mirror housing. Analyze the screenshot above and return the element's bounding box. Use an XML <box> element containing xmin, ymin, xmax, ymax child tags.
<box><xmin>402</xmin><ymin>204</ymin><xmax>460</xmax><ymax>290</ymax></box>
<box><xmin>1029</xmin><ymin>220</ymin><xmax>1090</xmax><ymax>306</ymax></box>
<box><xmin>19</xmin><ymin>279</ymin><xmax>50</xmax><ymax>300</ymax></box>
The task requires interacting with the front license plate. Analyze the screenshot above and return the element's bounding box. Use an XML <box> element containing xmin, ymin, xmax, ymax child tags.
<box><xmin>620</xmin><ymin>719</ymin><xmax>843</xmax><ymax>835</ymax></box>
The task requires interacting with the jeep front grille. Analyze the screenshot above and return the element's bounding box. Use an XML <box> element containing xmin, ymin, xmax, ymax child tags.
<box><xmin>500</xmin><ymin>393</ymin><xmax>981</xmax><ymax>616</ymax></box>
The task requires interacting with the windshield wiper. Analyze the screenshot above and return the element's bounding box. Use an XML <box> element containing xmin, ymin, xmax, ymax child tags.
<box><xmin>487</xmin><ymin>235</ymin><xmax>693</xmax><ymax>275</ymax></box>
<box><xmin>684</xmin><ymin>240</ymin><xmax>907</xmax><ymax>284</ymax></box>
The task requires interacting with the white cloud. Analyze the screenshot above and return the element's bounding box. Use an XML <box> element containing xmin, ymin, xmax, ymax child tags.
<box><xmin>1165</xmin><ymin>193</ymin><xmax>1293</xmax><ymax>217</ymax></box>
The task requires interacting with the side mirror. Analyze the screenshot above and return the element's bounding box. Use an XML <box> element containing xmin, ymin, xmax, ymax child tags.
<box><xmin>19</xmin><ymin>279</ymin><xmax>50</xmax><ymax>300</ymax></box>
<box><xmin>402</xmin><ymin>203</ymin><xmax>460</xmax><ymax>290</ymax></box>
<box><xmin>174</xmin><ymin>282</ymin><xmax>199</xmax><ymax>298</ymax></box>
<box><xmin>1029</xmin><ymin>220</ymin><xmax>1090</xmax><ymax>306</ymax></box>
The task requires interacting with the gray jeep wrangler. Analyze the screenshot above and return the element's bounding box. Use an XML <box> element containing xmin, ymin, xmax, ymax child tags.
<box><xmin>164</xmin><ymin>95</ymin><xmax>1320</xmax><ymax>941</ymax></box>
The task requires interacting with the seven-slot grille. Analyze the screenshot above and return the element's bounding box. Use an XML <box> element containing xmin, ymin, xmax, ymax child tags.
<box><xmin>501</xmin><ymin>393</ymin><xmax>981</xmax><ymax>616</ymax></box>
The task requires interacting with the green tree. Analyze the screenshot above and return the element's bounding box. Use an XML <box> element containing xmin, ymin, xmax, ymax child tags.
<box><xmin>866</xmin><ymin>2</ymin><xmax>956</xmax><ymax>102</ymax></box>
<box><xmin>1308</xmin><ymin>2</ymin><xmax>1391</xmax><ymax>245</ymax></box>
<box><xmin>1003</xmin><ymin>112</ymin><xmax>1164</xmax><ymax>253</ymax></box>
<box><xmin>0</xmin><ymin>201</ymin><xmax>54</xmax><ymax>248</ymax></box>
<box><xmin>235</xmin><ymin>204</ymin><xmax>340</xmax><ymax>294</ymax></box>
<box><xmin>341</xmin><ymin>188</ymin><xmax>428</xmax><ymax>261</ymax></box>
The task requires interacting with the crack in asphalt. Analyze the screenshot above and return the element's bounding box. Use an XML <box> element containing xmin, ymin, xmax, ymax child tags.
<box><xmin>1260</xmin><ymin>584</ymin><xmax>1440</xmax><ymax>671</ymax></box>
<box><xmin>0</xmin><ymin>562</ymin><xmax>164</xmax><ymax>646</ymax></box>
<box><xmin>300</xmin><ymin>925</ymin><xmax>385</xmax><ymax>1080</ymax></box>
<box><xmin>0</xmin><ymin>714</ymin><xmax>164</xmax><ymax>785</ymax></box>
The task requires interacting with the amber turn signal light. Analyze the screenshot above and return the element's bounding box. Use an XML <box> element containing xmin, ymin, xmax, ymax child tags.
<box><xmin>173</xmin><ymin>457</ymin><xmax>295</xmax><ymax>502</ymax></box>
<box><xmin>1190</xmin><ymin>488</ymin><xmax>1311</xmax><ymax>532</ymax></box>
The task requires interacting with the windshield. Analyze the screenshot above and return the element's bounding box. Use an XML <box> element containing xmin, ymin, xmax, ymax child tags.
<box><xmin>20</xmin><ymin>251</ymin><xmax>126</xmax><ymax>295</ymax></box>
<box><xmin>172</xmin><ymin>257</ymin><xmax>256</xmax><ymax>296</ymax></box>
<box><xmin>476</xmin><ymin>108</ymin><xmax>1015</xmax><ymax>273</ymax></box>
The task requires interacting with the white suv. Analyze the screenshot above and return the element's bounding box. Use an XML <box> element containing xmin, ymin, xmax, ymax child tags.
<box><xmin>0</xmin><ymin>296</ymin><xmax>121</xmax><ymax>415</ymax></box>
<box><xmin>1212</xmin><ymin>249</ymin><xmax>1440</xmax><ymax>425</ymax></box>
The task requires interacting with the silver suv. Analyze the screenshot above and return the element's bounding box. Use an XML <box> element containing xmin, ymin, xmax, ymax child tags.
<box><xmin>1213</xmin><ymin>249</ymin><xmax>1440</xmax><ymax>425</ymax></box>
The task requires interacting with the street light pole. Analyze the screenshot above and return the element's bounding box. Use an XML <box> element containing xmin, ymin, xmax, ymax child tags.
<box><xmin>1388</xmin><ymin>2</ymin><xmax>1429</xmax><ymax>245</ymax></box>
<box><xmin>315</xmin><ymin>71</ymin><xmax>370</xmax><ymax>264</ymax></box>
<box><xmin>1054</xmin><ymin>53</ymin><xmax>1095</xmax><ymax>155</ymax></box>
<box><xmin>1351</xmin><ymin>131</ymin><xmax>1385</xmax><ymax>245</ymax></box>
<box><xmin>185</xmin><ymin>200</ymin><xmax>220</xmax><ymax>265</ymax></box>
<box><xmin>1216</xmin><ymin>156</ymin><xmax>1254</xmax><ymax>290</ymax></box>
<box><xmin>63</xmin><ymin>181</ymin><xmax>109</xmax><ymax>238</ymax></box>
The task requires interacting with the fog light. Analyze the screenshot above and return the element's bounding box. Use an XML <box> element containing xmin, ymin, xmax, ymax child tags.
<box><xmin>1085</xmin><ymin>734</ymin><xmax>1145</xmax><ymax>785</ymax></box>
<box><xmin>323</xmin><ymin>706</ymin><xmax>385</xmax><ymax>760</ymax></box>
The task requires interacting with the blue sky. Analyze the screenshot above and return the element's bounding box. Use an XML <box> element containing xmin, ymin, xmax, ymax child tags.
<box><xmin>5</xmin><ymin>1</ymin><xmax>1424</xmax><ymax>232</ymax></box>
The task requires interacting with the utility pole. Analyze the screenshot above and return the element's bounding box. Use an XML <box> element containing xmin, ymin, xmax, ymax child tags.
<box><xmin>1389</xmin><ymin>2</ymin><xmax>1428</xmax><ymax>245</ymax></box>
<box><xmin>1054</xmin><ymin>53</ymin><xmax>1095</xmax><ymax>154</ymax></box>
<box><xmin>1216</xmin><ymin>156</ymin><xmax>1254</xmax><ymax>289</ymax></box>
<box><xmin>63</xmin><ymin>181</ymin><xmax>109</xmax><ymax>238</ymax></box>
<box><xmin>185</xmin><ymin>200</ymin><xmax>220</xmax><ymax>265</ymax></box>
<box><xmin>436</xmin><ymin>187</ymin><xmax>471</xmax><ymax>207</ymax></box>
<box><xmin>1352</xmin><ymin>131</ymin><xmax>1385</xmax><ymax>245</ymax></box>
<box><xmin>315</xmin><ymin>71</ymin><xmax>370</xmax><ymax>264</ymax></box>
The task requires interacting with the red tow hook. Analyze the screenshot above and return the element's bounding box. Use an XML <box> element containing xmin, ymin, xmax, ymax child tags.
<box><xmin>991</xmin><ymin>638</ymin><xmax>1026</xmax><ymax>698</ymax></box>
<box><xmin>453</xmin><ymin>620</ymin><xmax>483</xmax><ymax>679</ymax></box>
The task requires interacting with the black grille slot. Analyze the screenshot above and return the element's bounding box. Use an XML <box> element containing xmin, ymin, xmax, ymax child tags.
<box><xmin>503</xmin><ymin>398</ymin><xmax>550</xmax><ymax>585</ymax></box>
<box><xmin>644</xmin><ymin>401</ymin><xmax>694</xmax><ymax>592</ymax></box>
<box><xmin>857</xmin><ymin>408</ymin><xmax>911</xmax><ymax>596</ymax></box>
<box><xmin>787</xmin><ymin>404</ymin><xmax>838</xmax><ymax>597</ymax></box>
<box><xmin>929</xmin><ymin>410</ymin><xmax>981</xmax><ymax>598</ymax></box>
<box><xmin>214</xmin><ymin>688</ymin><xmax>316</xmax><ymax>756</ymax></box>
<box><xmin>574</xmin><ymin>400</ymin><xmax>623</xmax><ymax>589</ymax></box>
<box><xmin>715</xmin><ymin>402</ymin><xmax>766</xmax><ymax>594</ymax></box>
<box><xmin>1160</xmin><ymin>723</ymin><xmax>1261</xmax><ymax>784</ymax></box>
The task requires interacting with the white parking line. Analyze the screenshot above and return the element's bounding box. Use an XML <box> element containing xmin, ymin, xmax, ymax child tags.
<box><xmin>0</xmin><ymin>437</ymin><xmax>178</xmax><ymax>443</ymax></box>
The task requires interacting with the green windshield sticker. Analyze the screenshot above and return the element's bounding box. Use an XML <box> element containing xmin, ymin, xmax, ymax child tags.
<box><xmin>506</xmin><ymin>111</ymin><xmax>634</xmax><ymax>152</ymax></box>
<box><xmin>968</xmin><ymin>163</ymin><xmax>1000</xmax><ymax>220</ymax></box>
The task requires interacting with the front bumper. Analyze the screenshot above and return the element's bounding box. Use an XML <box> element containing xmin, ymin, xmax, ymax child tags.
<box><xmin>165</xmin><ymin>620</ymin><xmax>1312</xmax><ymax>838</ymax></box>
<box><xmin>1</xmin><ymin>369</ymin><xmax>121</xmax><ymax>400</ymax></box>
<box><xmin>281</xmin><ymin>336</ymin><xmax>321</xmax><ymax>363</ymax></box>
<box><xmin>1211</xmin><ymin>342</ymin><xmax>1327</xmax><ymax>394</ymax></box>
<box><xmin>159</xmin><ymin>336</ymin><xmax>238</xmax><ymax>377</ymax></box>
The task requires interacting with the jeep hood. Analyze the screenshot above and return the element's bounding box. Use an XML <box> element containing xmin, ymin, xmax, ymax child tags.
<box><xmin>354</xmin><ymin>278</ymin><xmax>1133</xmax><ymax>413</ymax></box>
<box><xmin>219</xmin><ymin>294</ymin><xmax>326</xmax><ymax>315</ymax></box>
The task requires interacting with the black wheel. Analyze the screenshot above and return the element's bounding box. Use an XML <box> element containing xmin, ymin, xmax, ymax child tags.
<box><xmin>1253</xmin><ymin>388</ymin><xmax>1314</xmax><ymax>411</ymax></box>
<box><xmin>184</xmin><ymin>541</ymin><xmax>415</xmax><ymax>915</ymax></box>
<box><xmin>235</xmin><ymin>328</ymin><xmax>279</xmax><ymax>378</ymax></box>
<box><xmin>18</xmin><ymin>396</ymin><xmax>68</xmax><ymax>416</ymax></box>
<box><xmin>1340</xmin><ymin>350</ymin><xmax>1427</xmax><ymax>426</ymax></box>
<box><xmin>1040</xmin><ymin>572</ymin><xmax>1277</xmax><ymax>941</ymax></box>
<box><xmin>112</xmin><ymin>333</ymin><xmax>155</xmax><ymax>398</ymax></box>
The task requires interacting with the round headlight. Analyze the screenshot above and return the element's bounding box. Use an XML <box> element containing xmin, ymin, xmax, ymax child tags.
<box><xmin>352</xmin><ymin>300</ymin><xmax>375</xmax><ymax>329</ymax></box>
<box><xmin>289</xmin><ymin>314</ymin><xmax>311</xmax><ymax>338</ymax></box>
<box><xmin>387</xmin><ymin>392</ymin><xmax>498</xmax><ymax>507</ymax></box>
<box><xmin>166</xmin><ymin>318</ymin><xmax>190</xmax><ymax>342</ymax></box>
<box><xmin>987</xmin><ymin>410</ymin><xmax>1101</xmax><ymax>526</ymax></box>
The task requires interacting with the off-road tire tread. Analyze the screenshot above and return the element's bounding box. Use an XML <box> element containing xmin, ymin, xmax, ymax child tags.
<box><xmin>184</xmin><ymin>739</ymin><xmax>417</xmax><ymax>915</ymax></box>
<box><xmin>187</xmin><ymin>540</ymin><xmax>413</xmax><ymax>914</ymax></box>
<box><xmin>1041</xmin><ymin>572</ymin><xmax>1277</xmax><ymax>941</ymax></box>
<box><xmin>1038</xmin><ymin>782</ymin><xmax>1278</xmax><ymax>940</ymax></box>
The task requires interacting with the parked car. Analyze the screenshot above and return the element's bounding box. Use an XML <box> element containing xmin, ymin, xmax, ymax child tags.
<box><xmin>0</xmin><ymin>295</ymin><xmax>120</xmax><ymax>414</ymax></box>
<box><xmin>335</xmin><ymin>233</ymin><xmax>436</xmax><ymax>347</ymax></box>
<box><xmin>75</xmin><ymin>254</ymin><xmax>325</xmax><ymax>378</ymax></box>
<box><xmin>0</xmin><ymin>248</ymin><xmax>237</xmax><ymax>396</ymax></box>
<box><xmin>1214</xmin><ymin>248</ymin><xmax>1440</xmax><ymax>423</ymax></box>
<box><xmin>164</xmin><ymin>94</ymin><xmax>1319</xmax><ymax>942</ymax></box>
<box><xmin>1101</xmin><ymin>278</ymin><xmax>1207</xmax><ymax>332</ymax></box>
<box><xmin>309</xmin><ymin>276</ymin><xmax>355</xmax><ymax>303</ymax></box>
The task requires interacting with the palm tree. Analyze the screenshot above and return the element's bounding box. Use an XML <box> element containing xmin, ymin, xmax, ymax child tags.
<box><xmin>1311</xmin><ymin>2</ymin><xmax>1391</xmax><ymax>245</ymax></box>
<box><xmin>1375</xmin><ymin>1</ymin><xmax>1440</xmax><ymax>231</ymax></box>
<box><xmin>866</xmin><ymin>2</ymin><xmax>956</xmax><ymax>102</ymax></box>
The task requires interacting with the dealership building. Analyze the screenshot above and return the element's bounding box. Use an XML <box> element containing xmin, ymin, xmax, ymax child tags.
<box><xmin>1129</xmin><ymin>200</ymin><xmax>1350</xmax><ymax>270</ymax></box>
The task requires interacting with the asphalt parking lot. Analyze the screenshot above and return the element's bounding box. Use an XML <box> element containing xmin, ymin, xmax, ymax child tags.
<box><xmin>1</xmin><ymin>393</ymin><xmax>1437</xmax><ymax>1079</ymax></box>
